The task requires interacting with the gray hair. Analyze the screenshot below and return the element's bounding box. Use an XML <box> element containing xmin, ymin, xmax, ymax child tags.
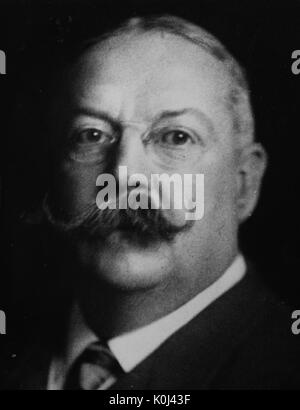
<box><xmin>77</xmin><ymin>15</ymin><xmax>254</xmax><ymax>147</ymax></box>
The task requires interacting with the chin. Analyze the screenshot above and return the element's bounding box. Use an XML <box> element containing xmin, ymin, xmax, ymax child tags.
<box><xmin>77</xmin><ymin>232</ymin><xmax>175</xmax><ymax>291</ymax></box>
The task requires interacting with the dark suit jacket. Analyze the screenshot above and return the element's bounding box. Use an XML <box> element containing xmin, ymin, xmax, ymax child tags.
<box><xmin>1</xmin><ymin>268</ymin><xmax>300</xmax><ymax>390</ymax></box>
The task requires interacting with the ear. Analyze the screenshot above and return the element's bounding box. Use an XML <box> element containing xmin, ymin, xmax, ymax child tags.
<box><xmin>236</xmin><ymin>143</ymin><xmax>268</xmax><ymax>223</ymax></box>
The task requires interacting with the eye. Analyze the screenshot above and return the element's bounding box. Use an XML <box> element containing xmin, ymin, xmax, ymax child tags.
<box><xmin>160</xmin><ymin>130</ymin><xmax>193</xmax><ymax>146</ymax></box>
<box><xmin>66</xmin><ymin>127</ymin><xmax>117</xmax><ymax>163</ymax></box>
<box><xmin>72</xmin><ymin>128</ymin><xmax>116</xmax><ymax>145</ymax></box>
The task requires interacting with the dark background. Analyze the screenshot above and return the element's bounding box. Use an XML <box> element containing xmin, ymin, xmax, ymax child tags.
<box><xmin>0</xmin><ymin>0</ymin><xmax>300</xmax><ymax>333</ymax></box>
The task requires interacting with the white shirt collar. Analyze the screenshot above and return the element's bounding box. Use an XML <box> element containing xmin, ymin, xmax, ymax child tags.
<box><xmin>48</xmin><ymin>254</ymin><xmax>246</xmax><ymax>389</ymax></box>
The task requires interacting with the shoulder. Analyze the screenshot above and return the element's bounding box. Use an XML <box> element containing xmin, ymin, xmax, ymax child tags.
<box><xmin>211</xmin><ymin>267</ymin><xmax>300</xmax><ymax>389</ymax></box>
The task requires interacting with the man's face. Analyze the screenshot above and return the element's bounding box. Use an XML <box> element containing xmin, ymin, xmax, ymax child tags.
<box><xmin>54</xmin><ymin>31</ymin><xmax>241</xmax><ymax>293</ymax></box>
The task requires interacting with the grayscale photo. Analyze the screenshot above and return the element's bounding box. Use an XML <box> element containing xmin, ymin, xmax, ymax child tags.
<box><xmin>0</xmin><ymin>0</ymin><xmax>300</xmax><ymax>392</ymax></box>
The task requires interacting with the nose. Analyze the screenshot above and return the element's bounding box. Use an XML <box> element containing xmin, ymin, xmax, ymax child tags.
<box><xmin>115</xmin><ymin>126</ymin><xmax>151</xmax><ymax>178</ymax></box>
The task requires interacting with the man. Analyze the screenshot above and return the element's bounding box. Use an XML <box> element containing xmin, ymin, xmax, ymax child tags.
<box><xmin>1</xmin><ymin>14</ymin><xmax>300</xmax><ymax>390</ymax></box>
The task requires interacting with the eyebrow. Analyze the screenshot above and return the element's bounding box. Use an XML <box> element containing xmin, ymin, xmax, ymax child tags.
<box><xmin>70</xmin><ymin>107</ymin><xmax>120</xmax><ymax>129</ymax></box>
<box><xmin>152</xmin><ymin>108</ymin><xmax>216</xmax><ymax>134</ymax></box>
<box><xmin>71</xmin><ymin>106</ymin><xmax>216</xmax><ymax>138</ymax></box>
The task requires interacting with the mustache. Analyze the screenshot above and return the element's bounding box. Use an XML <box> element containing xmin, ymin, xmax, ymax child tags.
<box><xmin>42</xmin><ymin>194</ymin><xmax>193</xmax><ymax>244</ymax></box>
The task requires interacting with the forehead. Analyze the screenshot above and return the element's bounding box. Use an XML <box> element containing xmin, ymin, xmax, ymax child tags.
<box><xmin>68</xmin><ymin>31</ymin><xmax>232</xmax><ymax>130</ymax></box>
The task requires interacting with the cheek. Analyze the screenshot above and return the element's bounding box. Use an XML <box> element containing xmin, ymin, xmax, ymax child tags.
<box><xmin>57</xmin><ymin>162</ymin><xmax>102</xmax><ymax>213</ymax></box>
<box><xmin>160</xmin><ymin>156</ymin><xmax>235</xmax><ymax>226</ymax></box>
<box><xmin>182</xmin><ymin>146</ymin><xmax>237</xmax><ymax>221</ymax></box>
<box><xmin>204</xmin><ymin>156</ymin><xmax>238</xmax><ymax>223</ymax></box>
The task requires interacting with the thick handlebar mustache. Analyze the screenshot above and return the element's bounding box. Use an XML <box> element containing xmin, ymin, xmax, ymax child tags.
<box><xmin>42</xmin><ymin>194</ymin><xmax>193</xmax><ymax>243</ymax></box>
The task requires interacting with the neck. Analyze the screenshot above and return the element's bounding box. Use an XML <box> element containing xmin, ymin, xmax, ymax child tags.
<box><xmin>76</xmin><ymin>251</ymin><xmax>238</xmax><ymax>339</ymax></box>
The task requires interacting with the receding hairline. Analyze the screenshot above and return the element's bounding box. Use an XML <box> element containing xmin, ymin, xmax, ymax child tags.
<box><xmin>64</xmin><ymin>15</ymin><xmax>255</xmax><ymax>148</ymax></box>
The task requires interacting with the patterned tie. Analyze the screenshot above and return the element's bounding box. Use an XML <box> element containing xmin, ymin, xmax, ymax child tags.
<box><xmin>64</xmin><ymin>341</ymin><xmax>124</xmax><ymax>390</ymax></box>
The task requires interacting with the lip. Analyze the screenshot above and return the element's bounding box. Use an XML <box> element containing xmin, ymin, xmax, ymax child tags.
<box><xmin>106</xmin><ymin>228</ymin><xmax>160</xmax><ymax>249</ymax></box>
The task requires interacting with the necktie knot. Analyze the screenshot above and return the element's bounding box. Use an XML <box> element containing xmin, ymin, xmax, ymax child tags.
<box><xmin>64</xmin><ymin>341</ymin><xmax>123</xmax><ymax>390</ymax></box>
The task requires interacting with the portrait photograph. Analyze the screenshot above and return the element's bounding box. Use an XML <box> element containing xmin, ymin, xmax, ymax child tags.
<box><xmin>0</xmin><ymin>0</ymin><xmax>300</xmax><ymax>393</ymax></box>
